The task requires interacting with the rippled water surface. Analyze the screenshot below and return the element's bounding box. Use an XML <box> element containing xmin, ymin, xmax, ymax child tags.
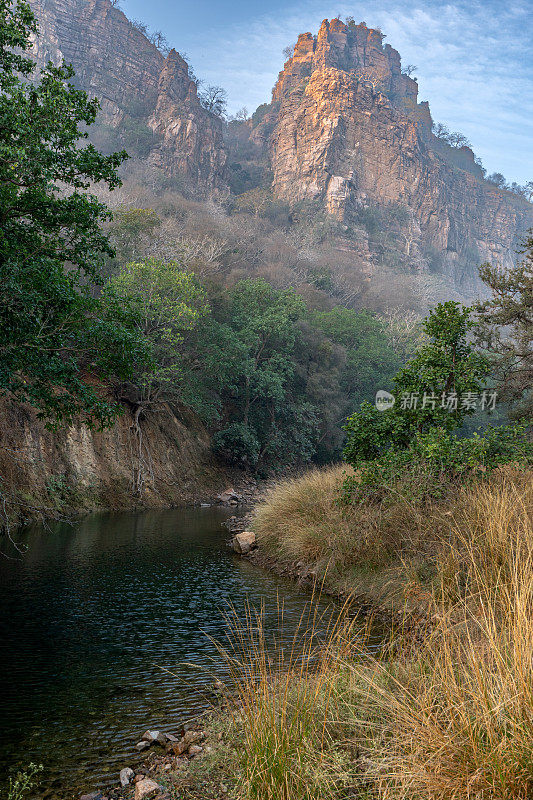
<box><xmin>0</xmin><ymin>507</ymin><xmax>347</xmax><ymax>799</ymax></box>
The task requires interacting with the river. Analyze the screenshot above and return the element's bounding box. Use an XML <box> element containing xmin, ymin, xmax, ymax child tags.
<box><xmin>0</xmin><ymin>506</ymin><xmax>351</xmax><ymax>799</ymax></box>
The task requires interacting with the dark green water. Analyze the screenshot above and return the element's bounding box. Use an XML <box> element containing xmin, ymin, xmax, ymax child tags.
<box><xmin>0</xmin><ymin>507</ymin><xmax>345</xmax><ymax>799</ymax></box>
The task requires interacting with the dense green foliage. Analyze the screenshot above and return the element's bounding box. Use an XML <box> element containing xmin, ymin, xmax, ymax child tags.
<box><xmin>342</xmin><ymin>425</ymin><xmax>532</xmax><ymax>503</ymax></box>
<box><xmin>209</xmin><ymin>280</ymin><xmax>315</xmax><ymax>470</ymax></box>
<box><xmin>107</xmin><ymin>264</ymin><xmax>402</xmax><ymax>471</ymax></box>
<box><xmin>342</xmin><ymin>302</ymin><xmax>530</xmax><ymax>502</ymax></box>
<box><xmin>311</xmin><ymin>307</ymin><xmax>400</xmax><ymax>409</ymax></box>
<box><xmin>0</xmin><ymin>0</ymin><xmax>146</xmax><ymax>426</ymax></box>
<box><xmin>107</xmin><ymin>259</ymin><xmax>207</xmax><ymax>410</ymax></box>
<box><xmin>343</xmin><ymin>302</ymin><xmax>489</xmax><ymax>467</ymax></box>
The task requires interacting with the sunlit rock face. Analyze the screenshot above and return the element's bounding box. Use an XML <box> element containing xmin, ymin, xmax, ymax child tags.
<box><xmin>257</xmin><ymin>18</ymin><xmax>532</xmax><ymax>285</ymax></box>
<box><xmin>29</xmin><ymin>0</ymin><xmax>227</xmax><ymax>196</ymax></box>
<box><xmin>27</xmin><ymin>5</ymin><xmax>531</xmax><ymax>284</ymax></box>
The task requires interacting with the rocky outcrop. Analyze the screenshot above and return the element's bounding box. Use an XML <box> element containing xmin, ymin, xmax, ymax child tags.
<box><xmin>28</xmin><ymin>0</ymin><xmax>226</xmax><ymax>195</ymax></box>
<box><xmin>147</xmin><ymin>50</ymin><xmax>227</xmax><ymax>194</ymax></box>
<box><xmin>255</xmin><ymin>19</ymin><xmax>532</xmax><ymax>287</ymax></box>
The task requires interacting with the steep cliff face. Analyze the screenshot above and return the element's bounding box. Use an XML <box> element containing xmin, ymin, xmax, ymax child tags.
<box><xmin>255</xmin><ymin>19</ymin><xmax>532</xmax><ymax>286</ymax></box>
<box><xmin>147</xmin><ymin>50</ymin><xmax>227</xmax><ymax>193</ymax></box>
<box><xmin>29</xmin><ymin>0</ymin><xmax>226</xmax><ymax>195</ymax></box>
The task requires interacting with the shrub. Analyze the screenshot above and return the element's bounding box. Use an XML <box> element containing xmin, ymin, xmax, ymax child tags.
<box><xmin>7</xmin><ymin>764</ymin><xmax>43</xmax><ymax>800</ymax></box>
<box><xmin>342</xmin><ymin>425</ymin><xmax>533</xmax><ymax>504</ymax></box>
<box><xmin>343</xmin><ymin>302</ymin><xmax>490</xmax><ymax>471</ymax></box>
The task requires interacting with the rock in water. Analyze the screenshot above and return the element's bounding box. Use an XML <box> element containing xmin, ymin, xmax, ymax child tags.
<box><xmin>120</xmin><ymin>767</ymin><xmax>135</xmax><ymax>787</ymax></box>
<box><xmin>141</xmin><ymin>729</ymin><xmax>168</xmax><ymax>745</ymax></box>
<box><xmin>231</xmin><ymin>531</ymin><xmax>256</xmax><ymax>554</ymax></box>
<box><xmin>136</xmin><ymin>740</ymin><xmax>150</xmax><ymax>752</ymax></box>
<box><xmin>134</xmin><ymin>778</ymin><xmax>161</xmax><ymax>800</ymax></box>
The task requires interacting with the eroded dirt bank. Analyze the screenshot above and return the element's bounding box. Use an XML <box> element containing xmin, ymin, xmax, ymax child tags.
<box><xmin>0</xmin><ymin>399</ymin><xmax>250</xmax><ymax>528</ymax></box>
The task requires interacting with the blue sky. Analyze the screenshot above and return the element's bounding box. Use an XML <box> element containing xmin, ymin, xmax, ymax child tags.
<box><xmin>122</xmin><ymin>0</ymin><xmax>532</xmax><ymax>184</ymax></box>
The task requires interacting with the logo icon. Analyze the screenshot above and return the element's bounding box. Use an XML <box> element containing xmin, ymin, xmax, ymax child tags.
<box><xmin>375</xmin><ymin>390</ymin><xmax>395</xmax><ymax>412</ymax></box>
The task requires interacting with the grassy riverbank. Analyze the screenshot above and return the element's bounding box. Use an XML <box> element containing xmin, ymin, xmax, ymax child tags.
<box><xmin>252</xmin><ymin>464</ymin><xmax>533</xmax><ymax>612</ymax></box>
<box><xmin>154</xmin><ymin>465</ymin><xmax>533</xmax><ymax>800</ymax></box>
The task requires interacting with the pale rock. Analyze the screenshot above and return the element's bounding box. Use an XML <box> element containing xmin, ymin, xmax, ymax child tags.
<box><xmin>119</xmin><ymin>767</ymin><xmax>135</xmax><ymax>787</ymax></box>
<box><xmin>134</xmin><ymin>778</ymin><xmax>161</xmax><ymax>800</ymax></box>
<box><xmin>136</xmin><ymin>741</ymin><xmax>150</xmax><ymax>752</ymax></box>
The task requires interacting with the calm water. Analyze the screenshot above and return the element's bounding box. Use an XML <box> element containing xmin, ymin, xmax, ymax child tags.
<box><xmin>0</xmin><ymin>507</ymin><xmax>347</xmax><ymax>799</ymax></box>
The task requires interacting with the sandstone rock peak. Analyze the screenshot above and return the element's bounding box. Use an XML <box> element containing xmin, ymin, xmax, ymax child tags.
<box><xmin>273</xmin><ymin>18</ymin><xmax>417</xmax><ymax>107</ymax></box>
<box><xmin>157</xmin><ymin>49</ymin><xmax>198</xmax><ymax>103</ymax></box>
<box><xmin>261</xmin><ymin>18</ymin><xmax>532</xmax><ymax>287</ymax></box>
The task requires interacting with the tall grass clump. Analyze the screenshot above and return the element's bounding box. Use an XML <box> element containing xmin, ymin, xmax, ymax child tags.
<box><xmin>346</xmin><ymin>473</ymin><xmax>533</xmax><ymax>800</ymax></box>
<box><xmin>253</xmin><ymin>465</ymin><xmax>355</xmax><ymax>565</ymax></box>
<box><xmin>441</xmin><ymin>469</ymin><xmax>533</xmax><ymax>599</ymax></box>
<box><xmin>212</xmin><ymin>599</ymin><xmax>362</xmax><ymax>800</ymax></box>
<box><xmin>253</xmin><ymin>464</ymin><xmax>437</xmax><ymax>581</ymax></box>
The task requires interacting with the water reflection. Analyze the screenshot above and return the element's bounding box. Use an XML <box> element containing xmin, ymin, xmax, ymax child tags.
<box><xmin>0</xmin><ymin>507</ymin><xmax>344</xmax><ymax>798</ymax></box>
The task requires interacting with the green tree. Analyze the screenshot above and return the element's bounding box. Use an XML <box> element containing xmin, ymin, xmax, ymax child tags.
<box><xmin>107</xmin><ymin>258</ymin><xmax>208</xmax><ymax>496</ymax></box>
<box><xmin>478</xmin><ymin>232</ymin><xmax>533</xmax><ymax>423</ymax></box>
<box><xmin>212</xmin><ymin>279</ymin><xmax>318</xmax><ymax>470</ymax></box>
<box><xmin>178</xmin><ymin>315</ymin><xmax>246</xmax><ymax>424</ymax></box>
<box><xmin>311</xmin><ymin>306</ymin><xmax>400</xmax><ymax>409</ymax></box>
<box><xmin>343</xmin><ymin>302</ymin><xmax>489</xmax><ymax>466</ymax></box>
<box><xmin>0</xmin><ymin>0</ymin><xmax>143</xmax><ymax>427</ymax></box>
<box><xmin>392</xmin><ymin>302</ymin><xmax>488</xmax><ymax>435</ymax></box>
<box><xmin>108</xmin><ymin>259</ymin><xmax>208</xmax><ymax>413</ymax></box>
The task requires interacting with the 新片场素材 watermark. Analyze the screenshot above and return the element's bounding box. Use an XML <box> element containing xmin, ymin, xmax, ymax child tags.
<box><xmin>375</xmin><ymin>389</ymin><xmax>497</xmax><ymax>412</ymax></box>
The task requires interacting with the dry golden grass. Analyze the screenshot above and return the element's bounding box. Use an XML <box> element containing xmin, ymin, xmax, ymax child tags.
<box><xmin>254</xmin><ymin>465</ymin><xmax>356</xmax><ymax>566</ymax></box>
<box><xmin>254</xmin><ymin>465</ymin><xmax>533</xmax><ymax>605</ymax></box>
<box><xmin>253</xmin><ymin>464</ymin><xmax>439</xmax><ymax>585</ymax></box>
<box><xmin>212</xmin><ymin>598</ymin><xmax>363</xmax><ymax>800</ymax></box>
<box><xmin>440</xmin><ymin>468</ymin><xmax>533</xmax><ymax>599</ymax></box>
<box><xmin>344</xmin><ymin>473</ymin><xmax>533</xmax><ymax>800</ymax></box>
<box><xmin>225</xmin><ymin>468</ymin><xmax>533</xmax><ymax>800</ymax></box>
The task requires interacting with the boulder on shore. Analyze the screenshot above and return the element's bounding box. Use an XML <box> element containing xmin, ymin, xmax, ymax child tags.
<box><xmin>231</xmin><ymin>531</ymin><xmax>256</xmax><ymax>554</ymax></box>
<box><xmin>135</xmin><ymin>740</ymin><xmax>150</xmax><ymax>752</ymax></box>
<box><xmin>134</xmin><ymin>778</ymin><xmax>161</xmax><ymax>800</ymax></box>
<box><xmin>141</xmin><ymin>729</ymin><xmax>167</xmax><ymax>745</ymax></box>
<box><xmin>120</xmin><ymin>767</ymin><xmax>135</xmax><ymax>787</ymax></box>
<box><xmin>216</xmin><ymin>488</ymin><xmax>241</xmax><ymax>504</ymax></box>
<box><xmin>170</xmin><ymin>728</ymin><xmax>204</xmax><ymax>756</ymax></box>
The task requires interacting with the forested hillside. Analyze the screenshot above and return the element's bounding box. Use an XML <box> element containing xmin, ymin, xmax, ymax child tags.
<box><xmin>1</xmin><ymin>0</ymin><xmax>531</xmax><ymax>529</ymax></box>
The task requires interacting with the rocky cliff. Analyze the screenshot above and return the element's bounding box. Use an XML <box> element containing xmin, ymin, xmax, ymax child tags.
<box><xmin>29</xmin><ymin>0</ymin><xmax>227</xmax><ymax>195</ymax></box>
<box><xmin>251</xmin><ymin>19</ymin><xmax>532</xmax><ymax>287</ymax></box>
<box><xmin>26</xmin><ymin>5</ymin><xmax>532</xmax><ymax>289</ymax></box>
